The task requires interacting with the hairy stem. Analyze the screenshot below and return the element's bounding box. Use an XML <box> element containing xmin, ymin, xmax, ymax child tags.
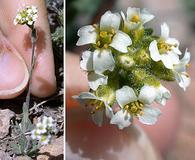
<box><xmin>22</xmin><ymin>27</ymin><xmax>37</xmax><ymax>132</ymax></box>
<box><xmin>25</xmin><ymin>28</ymin><xmax>37</xmax><ymax>110</ymax></box>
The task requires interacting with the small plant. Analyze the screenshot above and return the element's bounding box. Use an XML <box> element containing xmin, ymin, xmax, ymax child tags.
<box><xmin>10</xmin><ymin>5</ymin><xmax>57</xmax><ymax>157</ymax></box>
<box><xmin>52</xmin><ymin>9</ymin><xmax>64</xmax><ymax>47</ymax></box>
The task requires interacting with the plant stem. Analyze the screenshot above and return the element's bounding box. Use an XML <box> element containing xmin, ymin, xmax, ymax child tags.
<box><xmin>25</xmin><ymin>27</ymin><xmax>37</xmax><ymax>110</ymax></box>
<box><xmin>21</xmin><ymin>27</ymin><xmax>37</xmax><ymax>132</ymax></box>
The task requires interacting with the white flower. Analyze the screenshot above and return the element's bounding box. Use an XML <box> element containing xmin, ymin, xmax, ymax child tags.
<box><xmin>110</xmin><ymin>85</ymin><xmax>161</xmax><ymax>129</ymax></box>
<box><xmin>40</xmin><ymin>135</ymin><xmax>51</xmax><ymax>145</ymax></box>
<box><xmin>80</xmin><ymin>50</ymin><xmax>113</xmax><ymax>90</ymax></box>
<box><xmin>42</xmin><ymin>116</ymin><xmax>54</xmax><ymax>128</ymax></box>
<box><xmin>155</xmin><ymin>85</ymin><xmax>171</xmax><ymax>106</ymax></box>
<box><xmin>76</xmin><ymin>11</ymin><xmax>132</xmax><ymax>80</ymax></box>
<box><xmin>173</xmin><ymin>49</ymin><xmax>191</xmax><ymax>91</ymax></box>
<box><xmin>35</xmin><ymin>122</ymin><xmax>47</xmax><ymax>134</ymax></box>
<box><xmin>73</xmin><ymin>92</ymin><xmax>114</xmax><ymax>126</ymax></box>
<box><xmin>31</xmin><ymin>129</ymin><xmax>41</xmax><ymax>140</ymax></box>
<box><xmin>149</xmin><ymin>23</ymin><xmax>182</xmax><ymax>69</ymax></box>
<box><xmin>76</xmin><ymin>11</ymin><xmax>132</xmax><ymax>52</ymax></box>
<box><xmin>14</xmin><ymin>5</ymin><xmax>38</xmax><ymax>26</ymax></box>
<box><xmin>121</xmin><ymin>7</ymin><xmax>154</xmax><ymax>31</ymax></box>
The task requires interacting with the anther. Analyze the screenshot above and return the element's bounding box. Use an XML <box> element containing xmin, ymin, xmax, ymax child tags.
<box><xmin>103</xmin><ymin>44</ymin><xmax>108</xmax><ymax>48</ymax></box>
<box><xmin>96</xmin><ymin>41</ymin><xmax>101</xmax><ymax>46</ymax></box>
<box><xmin>93</xmin><ymin>24</ymin><xmax>98</xmax><ymax>28</ymax></box>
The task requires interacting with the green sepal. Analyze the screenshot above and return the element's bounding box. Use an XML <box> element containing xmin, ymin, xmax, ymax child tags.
<box><xmin>151</xmin><ymin>61</ymin><xmax>175</xmax><ymax>81</ymax></box>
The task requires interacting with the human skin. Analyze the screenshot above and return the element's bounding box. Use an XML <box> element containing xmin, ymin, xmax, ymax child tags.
<box><xmin>0</xmin><ymin>0</ymin><xmax>56</xmax><ymax>98</ymax></box>
<box><xmin>66</xmin><ymin>52</ymin><xmax>181</xmax><ymax>157</ymax></box>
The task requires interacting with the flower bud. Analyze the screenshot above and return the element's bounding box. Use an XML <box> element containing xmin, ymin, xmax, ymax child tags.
<box><xmin>95</xmin><ymin>85</ymin><xmax>116</xmax><ymax>105</ymax></box>
<box><xmin>116</xmin><ymin>54</ymin><xmax>135</xmax><ymax>70</ymax></box>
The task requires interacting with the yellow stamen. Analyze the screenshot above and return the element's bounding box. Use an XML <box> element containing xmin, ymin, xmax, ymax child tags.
<box><xmin>130</xmin><ymin>105</ymin><xmax>138</xmax><ymax>113</ymax></box>
<box><xmin>131</xmin><ymin>14</ymin><xmax>140</xmax><ymax>23</ymax></box>
<box><xmin>111</xmin><ymin>28</ymin><xmax>115</xmax><ymax>34</ymax></box>
<box><xmin>184</xmin><ymin>73</ymin><xmax>189</xmax><ymax>77</ymax></box>
<box><xmin>139</xmin><ymin>111</ymin><xmax>144</xmax><ymax>116</ymax></box>
<box><xmin>125</xmin><ymin>105</ymin><xmax>129</xmax><ymax>110</ymax></box>
<box><xmin>103</xmin><ymin>44</ymin><xmax>108</xmax><ymax>48</ymax></box>
<box><xmin>100</xmin><ymin>31</ymin><xmax>108</xmax><ymax>38</ymax></box>
<box><xmin>96</xmin><ymin>41</ymin><xmax>101</xmax><ymax>47</ymax></box>
<box><xmin>95</xmin><ymin>106</ymin><xmax>100</xmax><ymax>110</ymax></box>
<box><xmin>93</xmin><ymin>24</ymin><xmax>98</xmax><ymax>28</ymax></box>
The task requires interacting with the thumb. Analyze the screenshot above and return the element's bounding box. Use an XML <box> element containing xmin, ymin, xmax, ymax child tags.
<box><xmin>0</xmin><ymin>0</ymin><xmax>56</xmax><ymax>98</ymax></box>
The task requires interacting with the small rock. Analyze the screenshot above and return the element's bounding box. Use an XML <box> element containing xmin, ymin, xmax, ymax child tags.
<box><xmin>37</xmin><ymin>136</ymin><xmax>64</xmax><ymax>160</ymax></box>
<box><xmin>14</xmin><ymin>156</ymin><xmax>32</xmax><ymax>160</ymax></box>
<box><xmin>0</xmin><ymin>150</ymin><xmax>11</xmax><ymax>160</ymax></box>
<box><xmin>0</xmin><ymin>109</ymin><xmax>15</xmax><ymax>139</ymax></box>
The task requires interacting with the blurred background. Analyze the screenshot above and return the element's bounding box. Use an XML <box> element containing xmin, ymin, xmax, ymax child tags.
<box><xmin>66</xmin><ymin>0</ymin><xmax>195</xmax><ymax>159</ymax></box>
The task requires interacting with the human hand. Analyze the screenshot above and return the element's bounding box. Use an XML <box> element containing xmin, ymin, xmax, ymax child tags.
<box><xmin>0</xmin><ymin>0</ymin><xmax>56</xmax><ymax>98</ymax></box>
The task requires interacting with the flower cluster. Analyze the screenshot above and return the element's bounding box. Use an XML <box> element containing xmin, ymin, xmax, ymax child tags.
<box><xmin>14</xmin><ymin>5</ymin><xmax>38</xmax><ymax>27</ymax></box>
<box><xmin>74</xmin><ymin>7</ymin><xmax>191</xmax><ymax>129</ymax></box>
<box><xmin>31</xmin><ymin>116</ymin><xmax>57</xmax><ymax>145</ymax></box>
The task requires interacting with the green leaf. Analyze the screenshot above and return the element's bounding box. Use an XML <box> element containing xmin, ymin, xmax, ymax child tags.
<box><xmin>20</xmin><ymin>103</ymin><xmax>33</xmax><ymax>133</ymax></box>
<box><xmin>10</xmin><ymin>142</ymin><xmax>22</xmax><ymax>155</ymax></box>
<box><xmin>18</xmin><ymin>134</ymin><xmax>28</xmax><ymax>153</ymax></box>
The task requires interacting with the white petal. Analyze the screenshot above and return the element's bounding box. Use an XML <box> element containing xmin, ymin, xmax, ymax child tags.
<box><xmin>138</xmin><ymin>85</ymin><xmax>157</xmax><ymax>104</ymax></box>
<box><xmin>110</xmin><ymin>110</ymin><xmax>131</xmax><ymax>129</ymax></box>
<box><xmin>178</xmin><ymin>74</ymin><xmax>191</xmax><ymax>91</ymax></box>
<box><xmin>181</xmin><ymin>49</ymin><xmax>191</xmax><ymax>65</ymax></box>
<box><xmin>168</xmin><ymin>52</ymin><xmax>180</xmax><ymax>64</ymax></box>
<box><xmin>141</xmin><ymin>8</ymin><xmax>155</xmax><ymax>24</ymax></box>
<box><xmin>100</xmin><ymin>11</ymin><xmax>121</xmax><ymax>31</ymax></box>
<box><xmin>92</xmin><ymin>110</ymin><xmax>104</xmax><ymax>127</ymax></box>
<box><xmin>149</xmin><ymin>40</ymin><xmax>161</xmax><ymax>62</ymax></box>
<box><xmin>93</xmin><ymin>49</ymin><xmax>115</xmax><ymax>73</ymax></box>
<box><xmin>109</xmin><ymin>31</ymin><xmax>132</xmax><ymax>53</ymax></box>
<box><xmin>138</xmin><ymin>106</ymin><xmax>161</xmax><ymax>125</ymax></box>
<box><xmin>72</xmin><ymin>92</ymin><xmax>98</xmax><ymax>105</ymax></box>
<box><xmin>166</xmin><ymin>38</ymin><xmax>179</xmax><ymax>47</ymax></box>
<box><xmin>105</xmin><ymin>104</ymin><xmax>114</xmax><ymax>119</ymax></box>
<box><xmin>127</xmin><ymin>7</ymin><xmax>140</xmax><ymax>21</ymax></box>
<box><xmin>155</xmin><ymin>85</ymin><xmax>171</xmax><ymax>106</ymax></box>
<box><xmin>76</xmin><ymin>25</ymin><xmax>97</xmax><ymax>46</ymax></box>
<box><xmin>161</xmin><ymin>23</ymin><xmax>169</xmax><ymax>40</ymax></box>
<box><xmin>174</xmin><ymin>64</ymin><xmax>186</xmax><ymax>73</ymax></box>
<box><xmin>174</xmin><ymin>49</ymin><xmax>190</xmax><ymax>73</ymax></box>
<box><xmin>80</xmin><ymin>51</ymin><xmax>93</xmax><ymax>71</ymax></box>
<box><xmin>121</xmin><ymin>11</ymin><xmax>126</xmax><ymax>21</ymax></box>
<box><xmin>160</xmin><ymin>54</ymin><xmax>175</xmax><ymax>69</ymax></box>
<box><xmin>116</xmin><ymin>86</ymin><xmax>137</xmax><ymax>108</ymax></box>
<box><xmin>172</xmin><ymin>47</ymin><xmax>182</xmax><ymax>55</ymax></box>
<box><xmin>88</xmin><ymin>72</ymin><xmax>108</xmax><ymax>90</ymax></box>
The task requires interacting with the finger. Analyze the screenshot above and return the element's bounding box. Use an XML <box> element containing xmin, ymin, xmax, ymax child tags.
<box><xmin>0</xmin><ymin>30</ymin><xmax>29</xmax><ymax>99</ymax></box>
<box><xmin>0</xmin><ymin>0</ymin><xmax>56</xmax><ymax>98</ymax></box>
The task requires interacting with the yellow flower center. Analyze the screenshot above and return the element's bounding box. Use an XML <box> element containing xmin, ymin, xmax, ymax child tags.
<box><xmin>131</xmin><ymin>14</ymin><xmax>141</xmax><ymax>23</ymax></box>
<box><xmin>125</xmin><ymin>101</ymin><xmax>144</xmax><ymax>116</ymax></box>
<box><xmin>87</xmin><ymin>100</ymin><xmax>105</xmax><ymax>114</ymax></box>
<box><xmin>96</xmin><ymin>29</ymin><xmax>116</xmax><ymax>49</ymax></box>
<box><xmin>158</xmin><ymin>40</ymin><xmax>177</xmax><ymax>54</ymax></box>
